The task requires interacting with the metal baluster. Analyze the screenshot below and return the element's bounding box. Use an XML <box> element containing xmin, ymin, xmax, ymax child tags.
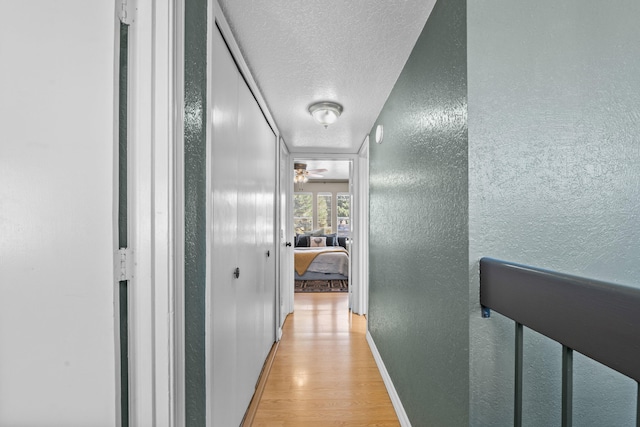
<box><xmin>562</xmin><ymin>346</ymin><xmax>573</xmax><ymax>427</ymax></box>
<box><xmin>636</xmin><ymin>382</ymin><xmax>639</xmax><ymax>427</ymax></box>
<box><xmin>515</xmin><ymin>322</ymin><xmax>523</xmax><ymax>427</ymax></box>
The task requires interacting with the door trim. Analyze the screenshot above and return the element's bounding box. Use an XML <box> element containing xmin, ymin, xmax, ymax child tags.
<box><xmin>357</xmin><ymin>137</ymin><xmax>370</xmax><ymax>316</ymax></box>
<box><xmin>127</xmin><ymin>0</ymin><xmax>181</xmax><ymax>425</ymax></box>
<box><xmin>287</xmin><ymin>152</ymin><xmax>364</xmax><ymax>314</ymax></box>
<box><xmin>279</xmin><ymin>140</ymin><xmax>294</xmax><ymax>325</ymax></box>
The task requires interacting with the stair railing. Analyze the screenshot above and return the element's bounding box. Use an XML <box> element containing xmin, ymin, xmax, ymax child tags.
<box><xmin>480</xmin><ymin>257</ymin><xmax>640</xmax><ymax>427</ymax></box>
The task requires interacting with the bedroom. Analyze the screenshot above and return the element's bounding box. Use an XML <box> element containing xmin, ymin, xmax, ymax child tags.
<box><xmin>293</xmin><ymin>159</ymin><xmax>352</xmax><ymax>293</ymax></box>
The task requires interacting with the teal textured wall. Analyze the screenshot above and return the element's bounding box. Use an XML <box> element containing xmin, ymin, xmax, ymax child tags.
<box><xmin>184</xmin><ymin>0</ymin><xmax>207</xmax><ymax>425</ymax></box>
<box><xmin>468</xmin><ymin>1</ymin><xmax>640</xmax><ymax>425</ymax></box>
<box><xmin>368</xmin><ymin>0</ymin><xmax>469</xmax><ymax>424</ymax></box>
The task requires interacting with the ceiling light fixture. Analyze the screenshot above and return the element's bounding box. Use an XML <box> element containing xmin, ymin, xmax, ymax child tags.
<box><xmin>308</xmin><ymin>101</ymin><xmax>343</xmax><ymax>128</ymax></box>
<box><xmin>375</xmin><ymin>124</ymin><xmax>384</xmax><ymax>144</ymax></box>
<box><xmin>293</xmin><ymin>162</ymin><xmax>327</xmax><ymax>190</ymax></box>
<box><xmin>294</xmin><ymin>162</ymin><xmax>310</xmax><ymax>190</ymax></box>
<box><xmin>293</xmin><ymin>173</ymin><xmax>309</xmax><ymax>190</ymax></box>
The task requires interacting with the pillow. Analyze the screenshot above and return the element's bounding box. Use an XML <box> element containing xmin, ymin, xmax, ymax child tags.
<box><xmin>309</xmin><ymin>228</ymin><xmax>324</xmax><ymax>237</ymax></box>
<box><xmin>323</xmin><ymin>233</ymin><xmax>337</xmax><ymax>246</ymax></box>
<box><xmin>296</xmin><ymin>235</ymin><xmax>310</xmax><ymax>247</ymax></box>
<box><xmin>337</xmin><ymin>236</ymin><xmax>348</xmax><ymax>249</ymax></box>
<box><xmin>310</xmin><ymin>236</ymin><xmax>326</xmax><ymax>247</ymax></box>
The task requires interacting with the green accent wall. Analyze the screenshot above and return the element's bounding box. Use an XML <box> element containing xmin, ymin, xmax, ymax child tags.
<box><xmin>368</xmin><ymin>0</ymin><xmax>469</xmax><ymax>425</ymax></box>
<box><xmin>184</xmin><ymin>0</ymin><xmax>207</xmax><ymax>425</ymax></box>
<box><xmin>118</xmin><ymin>22</ymin><xmax>129</xmax><ymax>427</ymax></box>
<box><xmin>468</xmin><ymin>1</ymin><xmax>640</xmax><ymax>425</ymax></box>
<box><xmin>119</xmin><ymin>23</ymin><xmax>129</xmax><ymax>250</ymax></box>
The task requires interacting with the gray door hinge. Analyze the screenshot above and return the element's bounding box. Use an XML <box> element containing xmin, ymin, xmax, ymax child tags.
<box><xmin>117</xmin><ymin>247</ymin><xmax>134</xmax><ymax>282</ymax></box>
<box><xmin>118</xmin><ymin>0</ymin><xmax>137</xmax><ymax>25</ymax></box>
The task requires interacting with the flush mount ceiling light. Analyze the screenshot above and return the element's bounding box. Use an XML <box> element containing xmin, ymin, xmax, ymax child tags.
<box><xmin>308</xmin><ymin>101</ymin><xmax>343</xmax><ymax>128</ymax></box>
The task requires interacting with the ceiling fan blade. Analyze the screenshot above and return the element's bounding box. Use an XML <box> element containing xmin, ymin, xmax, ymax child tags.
<box><xmin>306</xmin><ymin>173</ymin><xmax>324</xmax><ymax>178</ymax></box>
<box><xmin>306</xmin><ymin>168</ymin><xmax>328</xmax><ymax>174</ymax></box>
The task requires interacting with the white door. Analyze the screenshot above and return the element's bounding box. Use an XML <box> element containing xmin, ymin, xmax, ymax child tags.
<box><xmin>236</xmin><ymin>67</ymin><xmax>277</xmax><ymax>414</ymax></box>
<box><xmin>210</xmin><ymin>26</ymin><xmax>240</xmax><ymax>426</ymax></box>
<box><xmin>234</xmin><ymin>77</ymin><xmax>259</xmax><ymax>417</ymax></box>
<box><xmin>210</xmin><ymin>26</ymin><xmax>277</xmax><ymax>426</ymax></box>
<box><xmin>256</xmin><ymin>131</ymin><xmax>277</xmax><ymax>356</ymax></box>
<box><xmin>0</xmin><ymin>2</ymin><xmax>117</xmax><ymax>425</ymax></box>
<box><xmin>235</xmin><ymin>76</ymin><xmax>269</xmax><ymax>414</ymax></box>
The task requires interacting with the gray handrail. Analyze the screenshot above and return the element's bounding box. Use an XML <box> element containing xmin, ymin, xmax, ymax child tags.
<box><xmin>481</xmin><ymin>258</ymin><xmax>640</xmax><ymax>426</ymax></box>
<box><xmin>480</xmin><ymin>257</ymin><xmax>640</xmax><ymax>382</ymax></box>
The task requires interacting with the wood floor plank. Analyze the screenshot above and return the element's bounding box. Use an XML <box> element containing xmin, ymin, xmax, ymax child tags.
<box><xmin>250</xmin><ymin>293</ymin><xmax>399</xmax><ymax>426</ymax></box>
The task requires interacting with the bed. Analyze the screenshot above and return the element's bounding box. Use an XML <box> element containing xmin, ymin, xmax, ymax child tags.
<box><xmin>294</xmin><ymin>234</ymin><xmax>349</xmax><ymax>281</ymax></box>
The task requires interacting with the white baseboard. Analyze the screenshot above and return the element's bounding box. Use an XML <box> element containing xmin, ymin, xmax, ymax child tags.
<box><xmin>366</xmin><ymin>331</ymin><xmax>412</xmax><ymax>427</ymax></box>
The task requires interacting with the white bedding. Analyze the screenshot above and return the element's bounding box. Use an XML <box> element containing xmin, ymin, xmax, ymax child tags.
<box><xmin>294</xmin><ymin>247</ymin><xmax>350</xmax><ymax>276</ymax></box>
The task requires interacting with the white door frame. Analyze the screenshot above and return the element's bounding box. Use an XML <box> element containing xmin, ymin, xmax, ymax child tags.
<box><xmin>357</xmin><ymin>137</ymin><xmax>370</xmax><ymax>316</ymax></box>
<box><xmin>288</xmin><ymin>152</ymin><xmax>367</xmax><ymax>314</ymax></box>
<box><xmin>127</xmin><ymin>0</ymin><xmax>182</xmax><ymax>425</ymax></box>
<box><xmin>279</xmin><ymin>140</ymin><xmax>294</xmax><ymax>329</ymax></box>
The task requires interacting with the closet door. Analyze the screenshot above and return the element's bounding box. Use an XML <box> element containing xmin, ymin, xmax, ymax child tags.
<box><xmin>242</xmin><ymin>90</ymin><xmax>277</xmax><ymax>362</ymax></box>
<box><xmin>235</xmin><ymin>79</ymin><xmax>262</xmax><ymax>414</ymax></box>
<box><xmin>256</xmin><ymin>122</ymin><xmax>277</xmax><ymax>357</ymax></box>
<box><xmin>210</xmin><ymin>25</ymin><xmax>278</xmax><ymax>426</ymax></box>
<box><xmin>210</xmin><ymin>28</ymin><xmax>239</xmax><ymax>427</ymax></box>
<box><xmin>235</xmin><ymin>75</ymin><xmax>277</xmax><ymax>411</ymax></box>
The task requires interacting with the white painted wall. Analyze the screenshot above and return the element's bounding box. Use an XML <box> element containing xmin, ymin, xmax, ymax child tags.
<box><xmin>0</xmin><ymin>2</ymin><xmax>116</xmax><ymax>425</ymax></box>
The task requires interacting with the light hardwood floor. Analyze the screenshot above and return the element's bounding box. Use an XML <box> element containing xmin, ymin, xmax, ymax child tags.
<box><xmin>250</xmin><ymin>292</ymin><xmax>400</xmax><ymax>426</ymax></box>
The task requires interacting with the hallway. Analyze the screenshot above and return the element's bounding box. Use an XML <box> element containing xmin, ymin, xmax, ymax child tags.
<box><xmin>251</xmin><ymin>293</ymin><xmax>399</xmax><ymax>426</ymax></box>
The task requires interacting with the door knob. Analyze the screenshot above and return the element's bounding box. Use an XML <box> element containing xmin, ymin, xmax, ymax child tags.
<box><xmin>233</xmin><ymin>267</ymin><xmax>240</xmax><ymax>279</ymax></box>
<box><xmin>266</xmin><ymin>250</ymin><xmax>270</xmax><ymax>258</ymax></box>
<box><xmin>285</xmin><ymin>242</ymin><xmax>292</xmax><ymax>247</ymax></box>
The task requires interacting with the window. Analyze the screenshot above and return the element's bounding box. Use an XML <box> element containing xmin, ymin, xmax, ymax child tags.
<box><xmin>337</xmin><ymin>193</ymin><xmax>351</xmax><ymax>237</ymax></box>
<box><xmin>294</xmin><ymin>193</ymin><xmax>313</xmax><ymax>234</ymax></box>
<box><xmin>294</xmin><ymin>189</ymin><xmax>351</xmax><ymax>236</ymax></box>
<box><xmin>317</xmin><ymin>193</ymin><xmax>332</xmax><ymax>233</ymax></box>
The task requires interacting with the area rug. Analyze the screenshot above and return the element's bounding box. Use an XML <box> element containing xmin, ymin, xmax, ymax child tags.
<box><xmin>294</xmin><ymin>280</ymin><xmax>348</xmax><ymax>293</ymax></box>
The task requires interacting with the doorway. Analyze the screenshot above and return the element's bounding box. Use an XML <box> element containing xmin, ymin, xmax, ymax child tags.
<box><xmin>290</xmin><ymin>157</ymin><xmax>360</xmax><ymax>310</ymax></box>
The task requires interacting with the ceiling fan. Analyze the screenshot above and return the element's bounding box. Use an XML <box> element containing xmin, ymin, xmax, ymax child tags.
<box><xmin>294</xmin><ymin>162</ymin><xmax>327</xmax><ymax>190</ymax></box>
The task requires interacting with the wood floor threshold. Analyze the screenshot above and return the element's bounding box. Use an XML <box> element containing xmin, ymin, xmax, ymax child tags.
<box><xmin>241</xmin><ymin>339</ymin><xmax>280</xmax><ymax>427</ymax></box>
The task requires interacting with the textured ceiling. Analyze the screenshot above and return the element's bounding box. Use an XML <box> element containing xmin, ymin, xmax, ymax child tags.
<box><xmin>217</xmin><ymin>0</ymin><xmax>436</xmax><ymax>154</ymax></box>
